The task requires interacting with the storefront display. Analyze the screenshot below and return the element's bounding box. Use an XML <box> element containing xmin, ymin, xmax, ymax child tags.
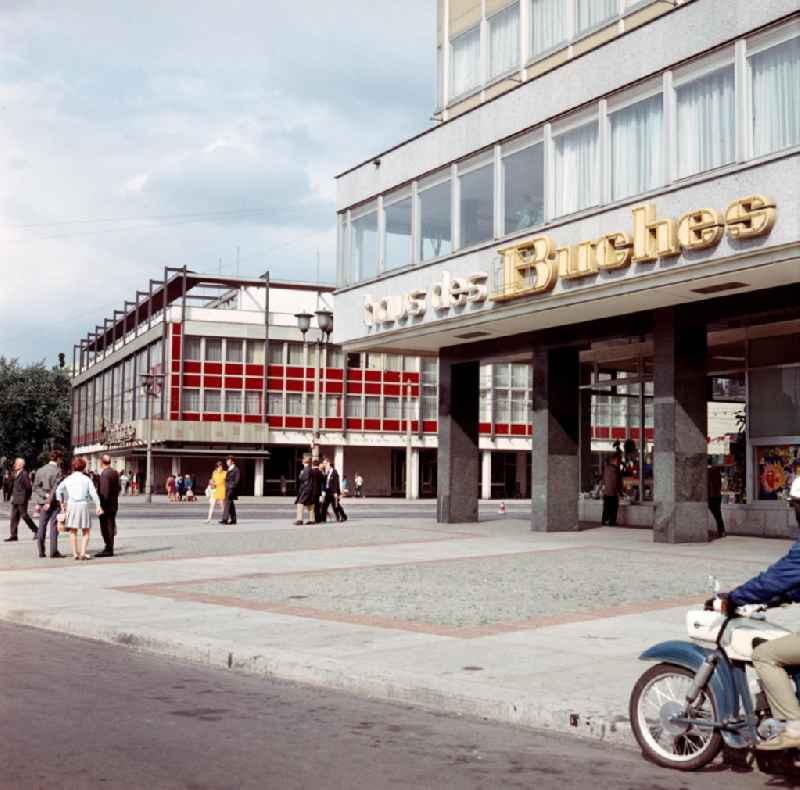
<box><xmin>756</xmin><ymin>445</ymin><xmax>800</xmax><ymax>500</ymax></box>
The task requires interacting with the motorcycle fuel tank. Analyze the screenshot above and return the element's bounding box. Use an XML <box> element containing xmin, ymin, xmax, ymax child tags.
<box><xmin>724</xmin><ymin>618</ymin><xmax>791</xmax><ymax>662</ymax></box>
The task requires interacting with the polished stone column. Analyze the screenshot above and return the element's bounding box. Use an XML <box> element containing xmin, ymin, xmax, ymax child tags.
<box><xmin>437</xmin><ymin>356</ymin><xmax>480</xmax><ymax>523</ymax></box>
<box><xmin>653</xmin><ymin>306</ymin><xmax>709</xmax><ymax>543</ymax></box>
<box><xmin>579</xmin><ymin>362</ymin><xmax>594</xmax><ymax>496</ymax></box>
<box><xmin>531</xmin><ymin>345</ymin><xmax>580</xmax><ymax>532</ymax></box>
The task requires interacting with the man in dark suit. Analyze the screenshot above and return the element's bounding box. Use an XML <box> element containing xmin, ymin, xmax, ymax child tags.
<box><xmin>320</xmin><ymin>458</ymin><xmax>347</xmax><ymax>523</ymax></box>
<box><xmin>97</xmin><ymin>454</ymin><xmax>121</xmax><ymax>557</ymax></box>
<box><xmin>5</xmin><ymin>458</ymin><xmax>37</xmax><ymax>542</ymax></box>
<box><xmin>221</xmin><ymin>456</ymin><xmax>240</xmax><ymax>525</ymax></box>
<box><xmin>310</xmin><ymin>458</ymin><xmax>323</xmax><ymax>523</ymax></box>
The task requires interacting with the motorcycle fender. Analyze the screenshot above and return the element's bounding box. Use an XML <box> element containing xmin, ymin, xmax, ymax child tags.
<box><xmin>639</xmin><ymin>640</ymin><xmax>738</xmax><ymax>723</ymax></box>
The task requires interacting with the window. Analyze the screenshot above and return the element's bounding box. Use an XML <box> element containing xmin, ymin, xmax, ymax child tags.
<box><xmin>421</xmin><ymin>357</ymin><xmax>438</xmax><ymax>384</ymax></box>
<box><xmin>385</xmin><ymin>354</ymin><xmax>402</xmax><ymax>372</ymax></box>
<box><xmin>511</xmin><ymin>363</ymin><xmax>529</xmax><ymax>388</ymax></box>
<box><xmin>267</xmin><ymin>343</ymin><xmax>283</xmax><ymax>364</ymax></box>
<box><xmin>204</xmin><ymin>389</ymin><xmax>221</xmax><ymax>412</ymax></box>
<box><xmin>494</xmin><ymin>364</ymin><xmax>511</xmax><ymax>387</ymax></box>
<box><xmin>246</xmin><ymin>341</ymin><xmax>265</xmax><ymax>364</ymax></box>
<box><xmin>459</xmin><ymin>159</ymin><xmax>494</xmax><ymax>247</ymax></box>
<box><xmin>422</xmin><ymin>395</ymin><xmax>437</xmax><ymax>420</ymax></box>
<box><xmin>554</xmin><ymin>120</ymin><xmax>599</xmax><ymax>215</ymax></box>
<box><xmin>503</xmin><ymin>141</ymin><xmax>544</xmax><ymax>232</ymax></box>
<box><xmin>267</xmin><ymin>393</ymin><xmax>283</xmax><ymax>414</ymax></box>
<box><xmin>403</xmin><ymin>356</ymin><xmax>419</xmax><ymax>372</ymax></box>
<box><xmin>225</xmin><ymin>391</ymin><xmax>242</xmax><ymax>413</ymax></box>
<box><xmin>489</xmin><ymin>3</ymin><xmax>519</xmax><ymax>79</ymax></box>
<box><xmin>610</xmin><ymin>93</ymin><xmax>664</xmax><ymax>200</ymax></box>
<box><xmin>365</xmin><ymin>397</ymin><xmax>381</xmax><ymax>419</ymax></box>
<box><xmin>384</xmin><ymin>397</ymin><xmax>401</xmax><ymax>419</ymax></box>
<box><xmin>183</xmin><ymin>337</ymin><xmax>201</xmax><ymax>360</ymax></box>
<box><xmin>226</xmin><ymin>339</ymin><xmax>243</xmax><ymax>362</ymax></box>
<box><xmin>511</xmin><ymin>392</ymin><xmax>529</xmax><ymax>423</ymax></box>
<box><xmin>346</xmin><ymin>397</ymin><xmax>363</xmax><ymax>418</ymax></box>
<box><xmin>327</xmin><ymin>348</ymin><xmax>344</xmax><ymax>368</ymax></box>
<box><xmin>351</xmin><ymin>206</ymin><xmax>378</xmax><ymax>282</ymax></box>
<box><xmin>366</xmin><ymin>353</ymin><xmax>383</xmax><ymax>370</ymax></box>
<box><xmin>205</xmin><ymin>338</ymin><xmax>222</xmax><ymax>362</ymax></box>
<box><xmin>287</xmin><ymin>343</ymin><xmax>304</xmax><ymax>366</ymax></box>
<box><xmin>530</xmin><ymin>0</ymin><xmax>565</xmax><ymax>57</ymax></box>
<box><xmin>480</xmin><ymin>390</ymin><xmax>492</xmax><ymax>422</ymax></box>
<box><xmin>325</xmin><ymin>396</ymin><xmax>341</xmax><ymax>417</ymax></box>
<box><xmin>451</xmin><ymin>25</ymin><xmax>480</xmax><ymax>98</ymax></box>
<box><xmin>182</xmin><ymin>389</ymin><xmax>200</xmax><ymax>412</ymax></box>
<box><xmin>245</xmin><ymin>391</ymin><xmax>262</xmax><ymax>416</ymax></box>
<box><xmin>751</xmin><ymin>34</ymin><xmax>800</xmax><ymax>157</ymax></box>
<box><xmin>384</xmin><ymin>194</ymin><xmax>413</xmax><ymax>270</ymax></box>
<box><xmin>419</xmin><ymin>178</ymin><xmax>452</xmax><ymax>261</ymax></box>
<box><xmin>576</xmin><ymin>0</ymin><xmax>616</xmax><ymax>35</ymax></box>
<box><xmin>286</xmin><ymin>393</ymin><xmax>303</xmax><ymax>416</ymax></box>
<box><xmin>495</xmin><ymin>390</ymin><xmax>511</xmax><ymax>422</ymax></box>
<box><xmin>676</xmin><ymin>65</ymin><xmax>735</xmax><ymax>178</ymax></box>
<box><xmin>346</xmin><ymin>352</ymin><xmax>362</xmax><ymax>369</ymax></box>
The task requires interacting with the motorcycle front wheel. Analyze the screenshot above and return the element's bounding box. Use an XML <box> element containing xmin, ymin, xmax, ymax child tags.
<box><xmin>629</xmin><ymin>662</ymin><xmax>723</xmax><ymax>771</ymax></box>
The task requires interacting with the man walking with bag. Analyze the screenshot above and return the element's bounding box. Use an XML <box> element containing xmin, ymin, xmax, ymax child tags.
<box><xmin>4</xmin><ymin>458</ymin><xmax>38</xmax><ymax>542</ymax></box>
<box><xmin>97</xmin><ymin>455</ymin><xmax>120</xmax><ymax>557</ymax></box>
<box><xmin>220</xmin><ymin>456</ymin><xmax>240</xmax><ymax>525</ymax></box>
<box><xmin>33</xmin><ymin>451</ymin><xmax>65</xmax><ymax>558</ymax></box>
<box><xmin>320</xmin><ymin>458</ymin><xmax>347</xmax><ymax>523</ymax></box>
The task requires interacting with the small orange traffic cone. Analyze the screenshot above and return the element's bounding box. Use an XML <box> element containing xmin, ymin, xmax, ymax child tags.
<box><xmin>498</xmin><ymin>501</ymin><xmax>507</xmax><ymax>515</ymax></box>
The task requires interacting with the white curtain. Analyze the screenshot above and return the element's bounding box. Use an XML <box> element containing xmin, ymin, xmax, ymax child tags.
<box><xmin>751</xmin><ymin>35</ymin><xmax>800</xmax><ymax>157</ymax></box>
<box><xmin>610</xmin><ymin>93</ymin><xmax>664</xmax><ymax>200</ymax></box>
<box><xmin>451</xmin><ymin>26</ymin><xmax>481</xmax><ymax>97</ymax></box>
<box><xmin>677</xmin><ymin>66</ymin><xmax>735</xmax><ymax>178</ymax></box>
<box><xmin>576</xmin><ymin>0</ymin><xmax>617</xmax><ymax>34</ymax></box>
<box><xmin>489</xmin><ymin>2</ymin><xmax>519</xmax><ymax>79</ymax></box>
<box><xmin>530</xmin><ymin>0</ymin><xmax>565</xmax><ymax>56</ymax></box>
<box><xmin>554</xmin><ymin>121</ymin><xmax>599</xmax><ymax>216</ymax></box>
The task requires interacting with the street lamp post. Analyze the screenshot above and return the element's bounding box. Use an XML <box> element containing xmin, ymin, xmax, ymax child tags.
<box><xmin>139</xmin><ymin>372</ymin><xmax>164</xmax><ymax>504</ymax></box>
<box><xmin>295</xmin><ymin>310</ymin><xmax>333</xmax><ymax>462</ymax></box>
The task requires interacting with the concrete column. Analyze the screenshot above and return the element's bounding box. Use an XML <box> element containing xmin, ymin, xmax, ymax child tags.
<box><xmin>516</xmin><ymin>451</ymin><xmax>528</xmax><ymax>498</ymax></box>
<box><xmin>437</xmin><ymin>355</ymin><xmax>480</xmax><ymax>523</ymax></box>
<box><xmin>579</xmin><ymin>362</ymin><xmax>594</xmax><ymax>494</ymax></box>
<box><xmin>531</xmin><ymin>346</ymin><xmax>580</xmax><ymax>532</ymax></box>
<box><xmin>254</xmin><ymin>458</ymin><xmax>264</xmax><ymax>497</ymax></box>
<box><xmin>653</xmin><ymin>307</ymin><xmax>709</xmax><ymax>543</ymax></box>
<box><xmin>171</xmin><ymin>456</ymin><xmax>180</xmax><ymax>476</ymax></box>
<box><xmin>334</xmin><ymin>445</ymin><xmax>345</xmax><ymax>478</ymax></box>
<box><xmin>408</xmin><ymin>448</ymin><xmax>420</xmax><ymax>499</ymax></box>
<box><xmin>481</xmin><ymin>450</ymin><xmax>492</xmax><ymax>500</ymax></box>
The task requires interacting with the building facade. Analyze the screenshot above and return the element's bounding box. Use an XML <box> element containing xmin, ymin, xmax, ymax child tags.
<box><xmin>334</xmin><ymin>0</ymin><xmax>800</xmax><ymax>538</ymax></box>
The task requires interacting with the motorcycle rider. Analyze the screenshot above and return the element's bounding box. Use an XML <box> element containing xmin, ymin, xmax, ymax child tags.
<box><xmin>722</xmin><ymin>537</ymin><xmax>800</xmax><ymax>751</ymax></box>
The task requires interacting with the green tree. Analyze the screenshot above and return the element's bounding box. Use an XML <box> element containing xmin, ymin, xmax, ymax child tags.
<box><xmin>0</xmin><ymin>357</ymin><xmax>72</xmax><ymax>472</ymax></box>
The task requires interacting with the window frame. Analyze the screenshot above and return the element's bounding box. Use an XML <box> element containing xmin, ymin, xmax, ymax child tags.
<box><xmin>487</xmin><ymin>1</ymin><xmax>521</xmax><ymax>84</ymax></box>
<box><xmin>449</xmin><ymin>23</ymin><xmax>482</xmax><ymax>102</ymax></box>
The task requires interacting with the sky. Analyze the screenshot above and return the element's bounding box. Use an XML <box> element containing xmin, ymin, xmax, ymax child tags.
<box><xmin>0</xmin><ymin>0</ymin><xmax>435</xmax><ymax>365</ymax></box>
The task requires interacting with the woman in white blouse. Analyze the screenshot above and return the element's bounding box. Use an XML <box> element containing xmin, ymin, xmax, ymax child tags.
<box><xmin>56</xmin><ymin>456</ymin><xmax>103</xmax><ymax>560</ymax></box>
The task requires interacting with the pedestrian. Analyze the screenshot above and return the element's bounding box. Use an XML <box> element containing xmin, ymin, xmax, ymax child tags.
<box><xmin>97</xmin><ymin>454</ymin><xmax>120</xmax><ymax>557</ymax></box>
<box><xmin>320</xmin><ymin>457</ymin><xmax>347</xmax><ymax>523</ymax></box>
<box><xmin>175</xmin><ymin>474</ymin><xmax>185</xmax><ymax>502</ymax></box>
<box><xmin>294</xmin><ymin>457</ymin><xmax>314</xmax><ymax>525</ymax></box>
<box><xmin>185</xmin><ymin>474</ymin><xmax>195</xmax><ymax>502</ymax></box>
<box><xmin>707</xmin><ymin>464</ymin><xmax>726</xmax><ymax>539</ymax></box>
<box><xmin>206</xmin><ymin>461</ymin><xmax>227</xmax><ymax>523</ymax></box>
<box><xmin>130</xmin><ymin>472</ymin><xmax>138</xmax><ymax>496</ymax></box>
<box><xmin>311</xmin><ymin>458</ymin><xmax>323</xmax><ymax>523</ymax></box>
<box><xmin>789</xmin><ymin>464</ymin><xmax>800</xmax><ymax>531</ymax></box>
<box><xmin>166</xmin><ymin>474</ymin><xmax>176</xmax><ymax>502</ymax></box>
<box><xmin>120</xmin><ymin>470</ymin><xmax>130</xmax><ymax>496</ymax></box>
<box><xmin>341</xmin><ymin>475</ymin><xmax>350</xmax><ymax>497</ymax></box>
<box><xmin>32</xmin><ymin>450</ymin><xmax>65</xmax><ymax>558</ymax></box>
<box><xmin>280</xmin><ymin>475</ymin><xmax>287</xmax><ymax>496</ymax></box>
<box><xmin>601</xmin><ymin>453</ymin><xmax>622</xmax><ymax>527</ymax></box>
<box><xmin>3</xmin><ymin>472</ymin><xmax>13</xmax><ymax>502</ymax></box>
<box><xmin>4</xmin><ymin>458</ymin><xmax>38</xmax><ymax>542</ymax></box>
<box><xmin>56</xmin><ymin>456</ymin><xmax>103</xmax><ymax>561</ymax></box>
<box><xmin>220</xmin><ymin>456</ymin><xmax>240</xmax><ymax>525</ymax></box>
<box><xmin>354</xmin><ymin>472</ymin><xmax>364</xmax><ymax>498</ymax></box>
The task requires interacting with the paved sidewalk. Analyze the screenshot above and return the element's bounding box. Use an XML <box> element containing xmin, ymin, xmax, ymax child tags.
<box><xmin>1</xmin><ymin>503</ymin><xmax>797</xmax><ymax>746</ymax></box>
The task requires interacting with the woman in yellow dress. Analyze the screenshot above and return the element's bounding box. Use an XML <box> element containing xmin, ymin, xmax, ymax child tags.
<box><xmin>206</xmin><ymin>461</ymin><xmax>227</xmax><ymax>523</ymax></box>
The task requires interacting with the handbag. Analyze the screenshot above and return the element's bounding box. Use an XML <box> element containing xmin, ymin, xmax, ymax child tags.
<box><xmin>56</xmin><ymin>512</ymin><xmax>66</xmax><ymax>533</ymax></box>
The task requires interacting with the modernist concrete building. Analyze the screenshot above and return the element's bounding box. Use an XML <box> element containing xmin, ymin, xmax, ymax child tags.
<box><xmin>333</xmin><ymin>0</ymin><xmax>800</xmax><ymax>539</ymax></box>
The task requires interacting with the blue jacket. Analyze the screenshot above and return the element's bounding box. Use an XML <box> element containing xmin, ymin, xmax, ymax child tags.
<box><xmin>729</xmin><ymin>540</ymin><xmax>800</xmax><ymax>606</ymax></box>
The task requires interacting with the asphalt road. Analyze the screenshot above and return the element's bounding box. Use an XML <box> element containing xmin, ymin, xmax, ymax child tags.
<box><xmin>0</xmin><ymin>623</ymin><xmax>775</xmax><ymax>790</ymax></box>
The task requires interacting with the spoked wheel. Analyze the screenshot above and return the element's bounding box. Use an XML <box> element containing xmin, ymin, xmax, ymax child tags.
<box><xmin>630</xmin><ymin>663</ymin><xmax>722</xmax><ymax>771</ymax></box>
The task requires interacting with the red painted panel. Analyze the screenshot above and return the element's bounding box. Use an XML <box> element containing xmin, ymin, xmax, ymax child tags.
<box><xmin>346</xmin><ymin>383</ymin><xmax>362</xmax><ymax>395</ymax></box>
<box><xmin>203</xmin><ymin>414</ymin><xmax>222</xmax><ymax>422</ymax></box>
<box><xmin>304</xmin><ymin>418</ymin><xmax>314</xmax><ymax>429</ymax></box>
<box><xmin>245</xmin><ymin>378</ymin><xmax>263</xmax><ymax>391</ymax></box>
<box><xmin>171</xmin><ymin>336</ymin><xmax>181</xmax><ymax>358</ymax></box>
<box><xmin>364</xmin><ymin>370</ymin><xmax>380</xmax><ymax>382</ymax></box>
<box><xmin>495</xmin><ymin>423</ymin><xmax>510</xmax><ymax>435</ymax></box>
<box><xmin>244</xmin><ymin>415</ymin><xmax>262</xmax><ymax>424</ymax></box>
<box><xmin>226</xmin><ymin>363</ymin><xmax>243</xmax><ymax>376</ymax></box>
<box><xmin>383</xmin><ymin>384</ymin><xmax>400</xmax><ymax>396</ymax></box>
<box><xmin>204</xmin><ymin>362</ymin><xmax>222</xmax><ymax>375</ymax></box>
<box><xmin>224</xmin><ymin>377</ymin><xmax>243</xmax><ymax>389</ymax></box>
<box><xmin>346</xmin><ymin>418</ymin><xmax>363</xmax><ymax>431</ymax></box>
<box><xmin>383</xmin><ymin>420</ymin><xmax>400</xmax><ymax>432</ymax></box>
<box><xmin>285</xmin><ymin>379</ymin><xmax>303</xmax><ymax>392</ymax></box>
<box><xmin>346</xmin><ymin>370</ymin><xmax>363</xmax><ymax>381</ymax></box>
<box><xmin>645</xmin><ymin>428</ymin><xmax>654</xmax><ymax>440</ymax></box>
<box><xmin>364</xmin><ymin>383</ymin><xmax>380</xmax><ymax>395</ymax></box>
<box><xmin>411</xmin><ymin>421</ymin><xmax>419</xmax><ymax>432</ymax></box>
<box><xmin>267</xmin><ymin>365</ymin><xmax>283</xmax><ymax>377</ymax></box>
<box><xmin>223</xmin><ymin>414</ymin><xmax>242</xmax><ymax>423</ymax></box>
<box><xmin>267</xmin><ymin>416</ymin><xmax>283</xmax><ymax>428</ymax></box>
<box><xmin>479</xmin><ymin>422</ymin><xmax>491</xmax><ymax>433</ymax></box>
<box><xmin>402</xmin><ymin>372</ymin><xmax>420</xmax><ymax>383</ymax></box>
<box><xmin>183</xmin><ymin>374</ymin><xmax>201</xmax><ymax>388</ymax></box>
<box><xmin>595</xmin><ymin>427</ymin><xmax>610</xmax><ymax>439</ymax></box>
<box><xmin>170</xmin><ymin>412</ymin><xmax>179</xmax><ymax>421</ymax></box>
<box><xmin>383</xmin><ymin>371</ymin><xmax>401</xmax><ymax>383</ymax></box>
<box><xmin>325</xmin><ymin>368</ymin><xmax>343</xmax><ymax>379</ymax></box>
<box><xmin>528</xmin><ymin>425</ymin><xmax>533</xmax><ymax>435</ymax></box>
<box><xmin>183</xmin><ymin>413</ymin><xmax>200</xmax><ymax>421</ymax></box>
<box><xmin>510</xmin><ymin>424</ymin><xmax>527</xmax><ymax>436</ymax></box>
<box><xmin>183</xmin><ymin>361</ymin><xmax>201</xmax><ymax>373</ymax></box>
<box><xmin>246</xmin><ymin>364</ymin><xmax>264</xmax><ymax>377</ymax></box>
<box><xmin>172</xmin><ymin>323</ymin><xmax>181</xmax><ymax>336</ymax></box>
<box><xmin>423</xmin><ymin>420</ymin><xmax>437</xmax><ymax>433</ymax></box>
<box><xmin>306</xmin><ymin>368</ymin><xmax>315</xmax><ymax>378</ymax></box>
<box><xmin>630</xmin><ymin>427</ymin><xmax>640</xmax><ymax>439</ymax></box>
<box><xmin>364</xmin><ymin>419</ymin><xmax>380</xmax><ymax>431</ymax></box>
<box><xmin>268</xmin><ymin>378</ymin><xmax>283</xmax><ymax>391</ymax></box>
<box><xmin>285</xmin><ymin>417</ymin><xmax>303</xmax><ymax>429</ymax></box>
<box><xmin>410</xmin><ymin>386</ymin><xmax>419</xmax><ymax>398</ymax></box>
<box><xmin>305</xmin><ymin>380</ymin><xmax>316</xmax><ymax>393</ymax></box>
<box><xmin>286</xmin><ymin>366</ymin><xmax>304</xmax><ymax>379</ymax></box>
<box><xmin>172</xmin><ymin>361</ymin><xmax>181</xmax><ymax>372</ymax></box>
<box><xmin>324</xmin><ymin>418</ymin><xmax>343</xmax><ymax>430</ymax></box>
<box><xmin>325</xmin><ymin>380</ymin><xmax>343</xmax><ymax>394</ymax></box>
<box><xmin>204</xmin><ymin>376</ymin><xmax>222</xmax><ymax>388</ymax></box>
<box><xmin>611</xmin><ymin>427</ymin><xmax>626</xmax><ymax>439</ymax></box>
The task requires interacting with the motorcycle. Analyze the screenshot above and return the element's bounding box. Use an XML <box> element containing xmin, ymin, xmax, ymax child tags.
<box><xmin>629</xmin><ymin>577</ymin><xmax>800</xmax><ymax>774</ymax></box>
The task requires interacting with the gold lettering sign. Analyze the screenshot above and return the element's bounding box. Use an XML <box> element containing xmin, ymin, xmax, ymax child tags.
<box><xmin>492</xmin><ymin>195</ymin><xmax>776</xmax><ymax>302</ymax></box>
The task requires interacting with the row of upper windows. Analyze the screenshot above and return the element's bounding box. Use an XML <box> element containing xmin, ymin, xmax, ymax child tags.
<box><xmin>339</xmin><ymin>21</ymin><xmax>800</xmax><ymax>287</ymax></box>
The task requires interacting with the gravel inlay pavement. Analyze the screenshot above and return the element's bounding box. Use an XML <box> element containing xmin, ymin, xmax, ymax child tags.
<box><xmin>182</xmin><ymin>547</ymin><xmax>759</xmax><ymax>628</ymax></box>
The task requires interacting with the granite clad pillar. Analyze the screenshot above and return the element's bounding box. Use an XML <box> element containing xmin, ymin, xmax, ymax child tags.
<box><xmin>437</xmin><ymin>355</ymin><xmax>480</xmax><ymax>523</ymax></box>
<box><xmin>579</xmin><ymin>362</ymin><xmax>593</xmax><ymax>495</ymax></box>
<box><xmin>653</xmin><ymin>306</ymin><xmax>709</xmax><ymax>543</ymax></box>
<box><xmin>531</xmin><ymin>346</ymin><xmax>580</xmax><ymax>532</ymax></box>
